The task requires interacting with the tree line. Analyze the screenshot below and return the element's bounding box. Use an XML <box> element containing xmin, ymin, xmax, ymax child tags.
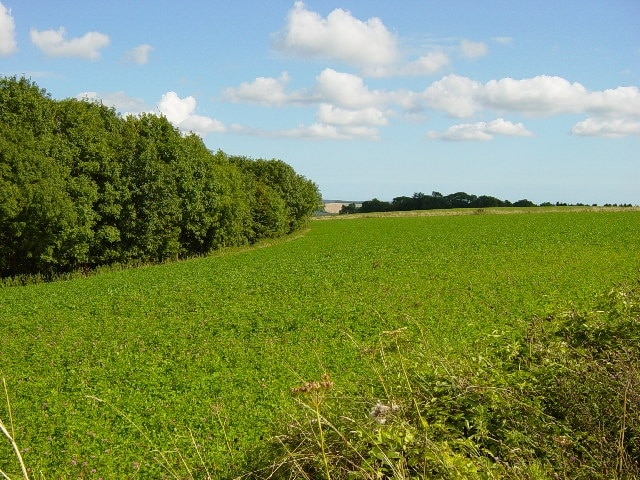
<box><xmin>339</xmin><ymin>191</ymin><xmax>535</xmax><ymax>214</ymax></box>
<box><xmin>338</xmin><ymin>191</ymin><xmax>632</xmax><ymax>215</ymax></box>
<box><xmin>0</xmin><ymin>76</ymin><xmax>321</xmax><ymax>279</ymax></box>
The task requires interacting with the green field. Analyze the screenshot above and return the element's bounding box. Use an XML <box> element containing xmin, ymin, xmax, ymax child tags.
<box><xmin>1</xmin><ymin>209</ymin><xmax>639</xmax><ymax>477</ymax></box>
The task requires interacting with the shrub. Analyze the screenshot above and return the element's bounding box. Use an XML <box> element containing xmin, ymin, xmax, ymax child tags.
<box><xmin>249</xmin><ymin>281</ymin><xmax>640</xmax><ymax>479</ymax></box>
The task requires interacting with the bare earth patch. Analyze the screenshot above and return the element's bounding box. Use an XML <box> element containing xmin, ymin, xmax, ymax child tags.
<box><xmin>323</xmin><ymin>202</ymin><xmax>349</xmax><ymax>214</ymax></box>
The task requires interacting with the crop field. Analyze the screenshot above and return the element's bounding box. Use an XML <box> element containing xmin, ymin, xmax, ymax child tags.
<box><xmin>1</xmin><ymin>209</ymin><xmax>639</xmax><ymax>477</ymax></box>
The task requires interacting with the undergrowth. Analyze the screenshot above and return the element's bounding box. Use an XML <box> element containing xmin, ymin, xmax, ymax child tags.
<box><xmin>249</xmin><ymin>280</ymin><xmax>640</xmax><ymax>479</ymax></box>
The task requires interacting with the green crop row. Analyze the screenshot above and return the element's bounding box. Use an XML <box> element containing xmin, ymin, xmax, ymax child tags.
<box><xmin>0</xmin><ymin>210</ymin><xmax>638</xmax><ymax>477</ymax></box>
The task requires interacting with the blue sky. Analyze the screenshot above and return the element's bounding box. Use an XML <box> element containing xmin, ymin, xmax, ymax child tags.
<box><xmin>1</xmin><ymin>1</ymin><xmax>639</xmax><ymax>204</ymax></box>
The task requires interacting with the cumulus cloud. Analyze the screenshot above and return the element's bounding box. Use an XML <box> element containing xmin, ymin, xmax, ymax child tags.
<box><xmin>223</xmin><ymin>70</ymin><xmax>389</xmax><ymax>137</ymax></box>
<box><xmin>423</xmin><ymin>74</ymin><xmax>482</xmax><ymax>117</ymax></box>
<box><xmin>397</xmin><ymin>52</ymin><xmax>450</xmax><ymax>76</ymax></box>
<box><xmin>571</xmin><ymin>118</ymin><xmax>640</xmax><ymax>138</ymax></box>
<box><xmin>274</xmin><ymin>1</ymin><xmax>448</xmax><ymax>77</ymax></box>
<box><xmin>158</xmin><ymin>92</ymin><xmax>225</xmax><ymax>135</ymax></box>
<box><xmin>275</xmin><ymin>1</ymin><xmax>397</xmax><ymax>74</ymax></box>
<box><xmin>158</xmin><ymin>91</ymin><xmax>195</xmax><ymax>124</ymax></box>
<box><xmin>587</xmin><ymin>86</ymin><xmax>640</xmax><ymax>118</ymax></box>
<box><xmin>315</xmin><ymin>68</ymin><xmax>387</xmax><ymax>109</ymax></box>
<box><xmin>427</xmin><ymin>118</ymin><xmax>534</xmax><ymax>141</ymax></box>
<box><xmin>224</xmin><ymin>68</ymin><xmax>393</xmax><ymax>116</ymax></box>
<box><xmin>77</xmin><ymin>91</ymin><xmax>149</xmax><ymax>114</ymax></box>
<box><xmin>421</xmin><ymin>75</ymin><xmax>596</xmax><ymax>118</ymax></box>
<box><xmin>230</xmin><ymin>122</ymin><xmax>379</xmax><ymax>141</ymax></box>
<box><xmin>179</xmin><ymin>114</ymin><xmax>226</xmax><ymax>135</ymax></box>
<box><xmin>222</xmin><ymin>72</ymin><xmax>315</xmax><ymax>106</ymax></box>
<box><xmin>125</xmin><ymin>44</ymin><xmax>153</xmax><ymax>64</ymax></box>
<box><xmin>77</xmin><ymin>90</ymin><xmax>225</xmax><ymax>137</ymax></box>
<box><xmin>30</xmin><ymin>27</ymin><xmax>110</xmax><ymax>59</ymax></box>
<box><xmin>221</xmin><ymin>66</ymin><xmax>640</xmax><ymax>140</ymax></box>
<box><xmin>0</xmin><ymin>2</ymin><xmax>17</xmax><ymax>56</ymax></box>
<box><xmin>224</xmin><ymin>73</ymin><xmax>289</xmax><ymax>105</ymax></box>
<box><xmin>481</xmin><ymin>76</ymin><xmax>589</xmax><ymax>115</ymax></box>
<box><xmin>316</xmin><ymin>103</ymin><xmax>388</xmax><ymax>126</ymax></box>
<box><xmin>280</xmin><ymin>123</ymin><xmax>380</xmax><ymax>140</ymax></box>
<box><xmin>460</xmin><ymin>40</ymin><xmax>487</xmax><ymax>59</ymax></box>
<box><xmin>417</xmin><ymin>75</ymin><xmax>640</xmax><ymax>137</ymax></box>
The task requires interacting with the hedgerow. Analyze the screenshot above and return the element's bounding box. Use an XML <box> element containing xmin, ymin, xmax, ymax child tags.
<box><xmin>0</xmin><ymin>76</ymin><xmax>321</xmax><ymax>279</ymax></box>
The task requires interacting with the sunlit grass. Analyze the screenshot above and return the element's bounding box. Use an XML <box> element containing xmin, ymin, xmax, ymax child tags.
<box><xmin>0</xmin><ymin>210</ymin><xmax>638</xmax><ymax>476</ymax></box>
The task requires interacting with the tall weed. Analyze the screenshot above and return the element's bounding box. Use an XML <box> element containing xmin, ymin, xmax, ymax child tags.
<box><xmin>251</xmin><ymin>281</ymin><xmax>640</xmax><ymax>479</ymax></box>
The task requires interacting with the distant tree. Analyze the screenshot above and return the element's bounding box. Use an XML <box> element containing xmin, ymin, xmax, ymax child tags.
<box><xmin>424</xmin><ymin>191</ymin><xmax>446</xmax><ymax>210</ymax></box>
<box><xmin>339</xmin><ymin>203</ymin><xmax>359</xmax><ymax>215</ymax></box>
<box><xmin>445</xmin><ymin>192</ymin><xmax>477</xmax><ymax>208</ymax></box>
<box><xmin>513</xmin><ymin>199</ymin><xmax>536</xmax><ymax>207</ymax></box>
<box><xmin>391</xmin><ymin>196</ymin><xmax>416</xmax><ymax>211</ymax></box>
<box><xmin>472</xmin><ymin>195</ymin><xmax>506</xmax><ymax>208</ymax></box>
<box><xmin>359</xmin><ymin>198</ymin><xmax>392</xmax><ymax>213</ymax></box>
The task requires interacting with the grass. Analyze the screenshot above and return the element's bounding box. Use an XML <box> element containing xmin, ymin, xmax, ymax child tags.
<box><xmin>260</xmin><ymin>281</ymin><xmax>640</xmax><ymax>478</ymax></box>
<box><xmin>0</xmin><ymin>209</ymin><xmax>639</xmax><ymax>477</ymax></box>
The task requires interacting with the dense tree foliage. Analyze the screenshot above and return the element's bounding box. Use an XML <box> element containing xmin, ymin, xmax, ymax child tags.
<box><xmin>229</xmin><ymin>156</ymin><xmax>322</xmax><ymax>239</ymax></box>
<box><xmin>0</xmin><ymin>76</ymin><xmax>321</xmax><ymax>278</ymax></box>
<box><xmin>340</xmin><ymin>192</ymin><xmax>634</xmax><ymax>215</ymax></box>
<box><xmin>340</xmin><ymin>191</ymin><xmax>537</xmax><ymax>214</ymax></box>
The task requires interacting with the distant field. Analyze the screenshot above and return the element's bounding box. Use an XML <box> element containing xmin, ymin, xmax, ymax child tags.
<box><xmin>1</xmin><ymin>210</ymin><xmax>639</xmax><ymax>477</ymax></box>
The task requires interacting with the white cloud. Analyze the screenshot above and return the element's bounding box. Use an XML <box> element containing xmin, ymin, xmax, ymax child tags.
<box><xmin>419</xmin><ymin>75</ymin><xmax>640</xmax><ymax>139</ymax></box>
<box><xmin>30</xmin><ymin>27</ymin><xmax>110</xmax><ymax>60</ymax></box>
<box><xmin>274</xmin><ymin>2</ymin><xmax>448</xmax><ymax>77</ymax></box>
<box><xmin>221</xmin><ymin>67</ymin><xmax>640</xmax><ymax>140</ymax></box>
<box><xmin>78</xmin><ymin>90</ymin><xmax>225</xmax><ymax>137</ymax></box>
<box><xmin>460</xmin><ymin>40</ymin><xmax>487</xmax><ymax>59</ymax></box>
<box><xmin>427</xmin><ymin>118</ymin><xmax>534</xmax><ymax>141</ymax></box>
<box><xmin>389</xmin><ymin>88</ymin><xmax>425</xmax><ymax>114</ymax></box>
<box><xmin>571</xmin><ymin>118</ymin><xmax>640</xmax><ymax>138</ymax></box>
<box><xmin>224</xmin><ymin>69</ymin><xmax>387</xmax><ymax>110</ymax></box>
<box><xmin>229</xmin><ymin>120</ymin><xmax>379</xmax><ymax>141</ymax></box>
<box><xmin>481</xmin><ymin>76</ymin><xmax>589</xmax><ymax>115</ymax></box>
<box><xmin>158</xmin><ymin>91</ymin><xmax>225</xmax><ymax>135</ymax></box>
<box><xmin>280</xmin><ymin>122</ymin><xmax>379</xmax><ymax>140</ymax></box>
<box><xmin>0</xmin><ymin>2</ymin><xmax>17</xmax><ymax>56</ymax></box>
<box><xmin>423</xmin><ymin>74</ymin><xmax>482</xmax><ymax>117</ymax></box>
<box><xmin>398</xmin><ymin>52</ymin><xmax>450</xmax><ymax>76</ymax></box>
<box><xmin>77</xmin><ymin>91</ymin><xmax>148</xmax><ymax>114</ymax></box>
<box><xmin>484</xmin><ymin>118</ymin><xmax>534</xmax><ymax>136</ymax></box>
<box><xmin>315</xmin><ymin>68</ymin><xmax>386</xmax><ymax>109</ymax></box>
<box><xmin>316</xmin><ymin>103</ymin><xmax>388</xmax><ymax>126</ymax></box>
<box><xmin>224</xmin><ymin>73</ymin><xmax>289</xmax><ymax>105</ymax></box>
<box><xmin>125</xmin><ymin>44</ymin><xmax>153</xmax><ymax>64</ymax></box>
<box><xmin>587</xmin><ymin>86</ymin><xmax>640</xmax><ymax>118</ymax></box>
<box><xmin>275</xmin><ymin>1</ymin><xmax>398</xmax><ymax>74</ymax></box>
<box><xmin>180</xmin><ymin>114</ymin><xmax>226</xmax><ymax>135</ymax></box>
<box><xmin>158</xmin><ymin>91</ymin><xmax>195</xmax><ymax>124</ymax></box>
<box><xmin>222</xmin><ymin>72</ymin><xmax>315</xmax><ymax>106</ymax></box>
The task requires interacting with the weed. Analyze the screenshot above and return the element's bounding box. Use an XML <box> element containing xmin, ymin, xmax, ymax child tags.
<box><xmin>1</xmin><ymin>379</ymin><xmax>29</xmax><ymax>480</ymax></box>
<box><xmin>87</xmin><ymin>395</ymin><xmax>215</xmax><ymax>479</ymax></box>
<box><xmin>253</xmin><ymin>281</ymin><xmax>640</xmax><ymax>479</ymax></box>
